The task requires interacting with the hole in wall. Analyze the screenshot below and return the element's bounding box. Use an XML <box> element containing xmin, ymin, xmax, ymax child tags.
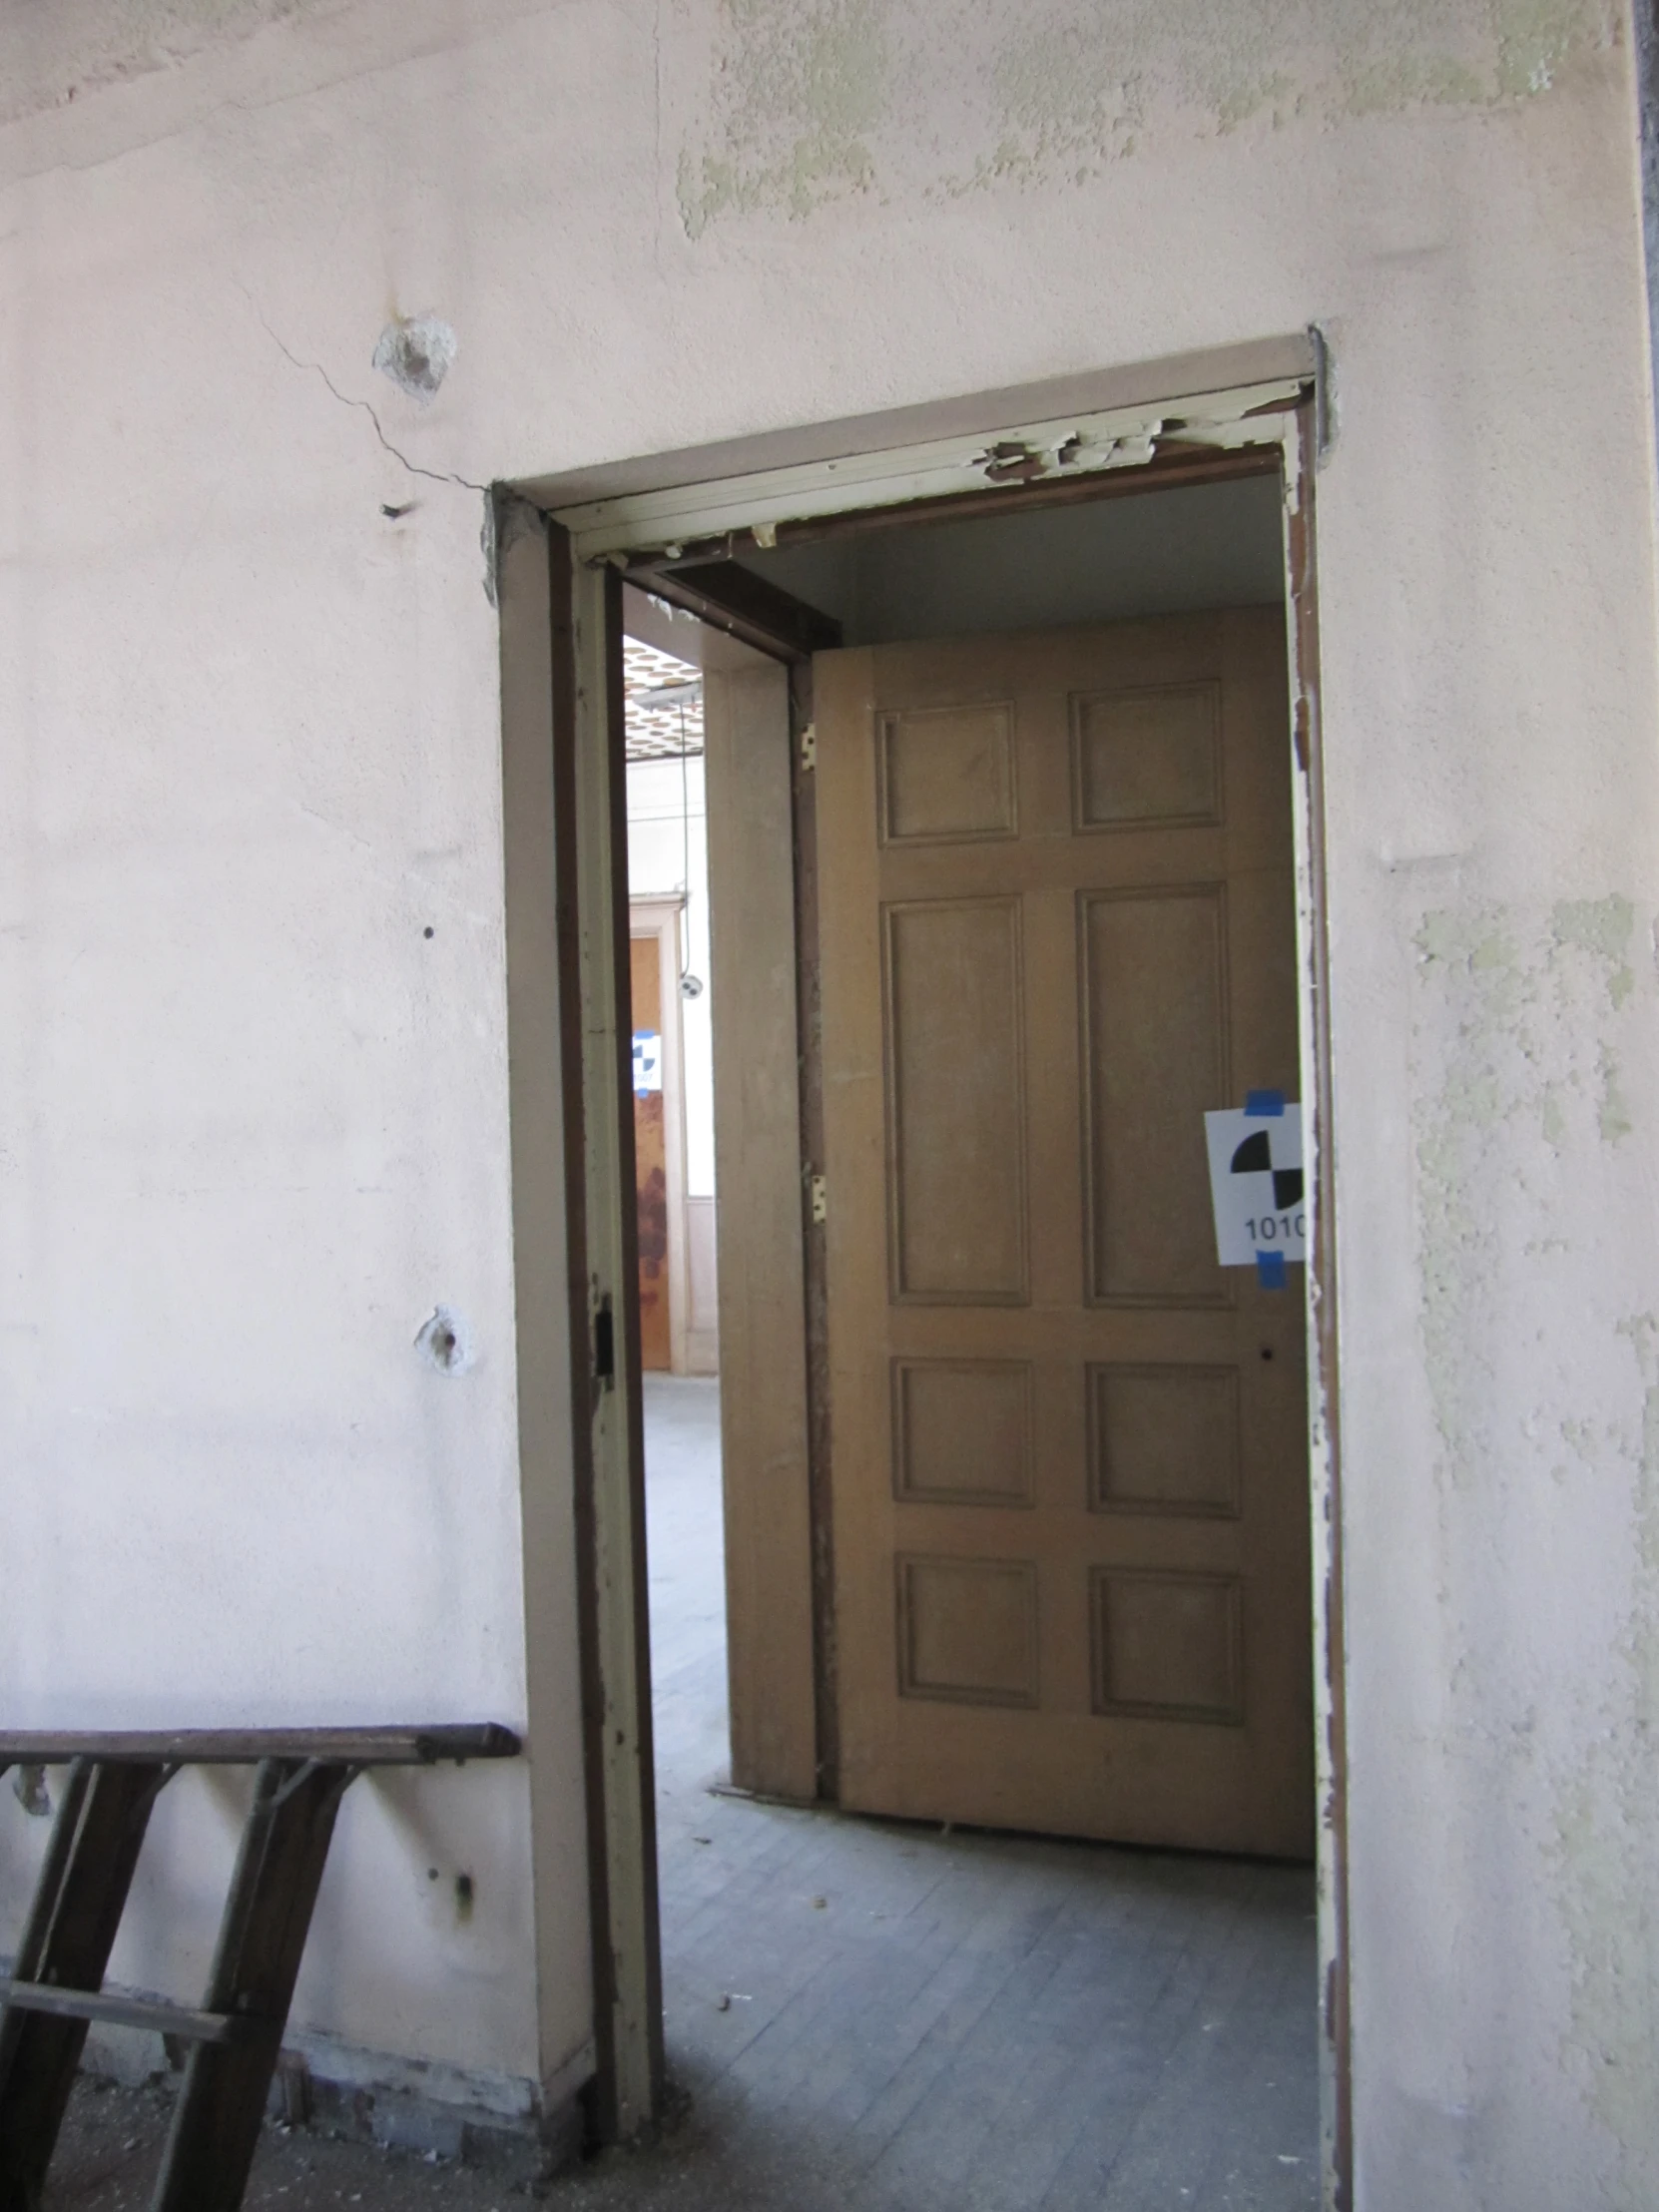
<box><xmin>415</xmin><ymin>1306</ymin><xmax>473</xmax><ymax>1375</ymax></box>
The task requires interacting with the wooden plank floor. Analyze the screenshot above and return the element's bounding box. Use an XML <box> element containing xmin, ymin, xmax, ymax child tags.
<box><xmin>642</xmin><ymin>1374</ymin><xmax>1320</xmax><ymax>2212</ymax></box>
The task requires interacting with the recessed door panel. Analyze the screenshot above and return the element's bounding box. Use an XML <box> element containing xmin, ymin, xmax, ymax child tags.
<box><xmin>1089</xmin><ymin>1363</ymin><xmax>1241</xmax><ymax>1518</ymax></box>
<box><xmin>893</xmin><ymin>1360</ymin><xmax>1035</xmax><ymax>1505</ymax></box>
<box><xmin>884</xmin><ymin>897</ymin><xmax>1027</xmax><ymax>1304</ymax></box>
<box><xmin>1081</xmin><ymin>884</ymin><xmax>1230</xmax><ymax>1307</ymax></box>
<box><xmin>879</xmin><ymin>702</ymin><xmax>1017</xmax><ymax>843</ymax></box>
<box><xmin>898</xmin><ymin>1556</ymin><xmax>1039</xmax><ymax>1707</ymax></box>
<box><xmin>1072</xmin><ymin>682</ymin><xmax>1222</xmax><ymax>830</ymax></box>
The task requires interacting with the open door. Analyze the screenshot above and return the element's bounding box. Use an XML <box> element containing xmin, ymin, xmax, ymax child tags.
<box><xmin>816</xmin><ymin>609</ymin><xmax>1314</xmax><ymax>1856</ymax></box>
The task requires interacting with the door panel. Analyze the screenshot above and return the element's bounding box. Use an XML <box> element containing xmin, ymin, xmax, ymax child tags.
<box><xmin>817</xmin><ymin>610</ymin><xmax>1313</xmax><ymax>1857</ymax></box>
<box><xmin>1081</xmin><ymin>883</ymin><xmax>1229</xmax><ymax>1305</ymax></box>
<box><xmin>884</xmin><ymin>897</ymin><xmax>1027</xmax><ymax>1303</ymax></box>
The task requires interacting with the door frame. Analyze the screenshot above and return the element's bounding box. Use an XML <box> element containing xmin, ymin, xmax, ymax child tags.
<box><xmin>628</xmin><ymin>898</ymin><xmax>690</xmax><ymax>1377</ymax></box>
<box><xmin>519</xmin><ymin>344</ymin><xmax>1352</xmax><ymax>2205</ymax></box>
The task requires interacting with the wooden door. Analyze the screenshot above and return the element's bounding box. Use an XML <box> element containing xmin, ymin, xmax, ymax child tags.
<box><xmin>631</xmin><ymin>932</ymin><xmax>672</xmax><ymax>1373</ymax></box>
<box><xmin>816</xmin><ymin>610</ymin><xmax>1313</xmax><ymax>1857</ymax></box>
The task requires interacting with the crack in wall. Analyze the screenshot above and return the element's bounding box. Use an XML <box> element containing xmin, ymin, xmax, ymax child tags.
<box><xmin>256</xmin><ymin>311</ymin><xmax>486</xmax><ymax>495</ymax></box>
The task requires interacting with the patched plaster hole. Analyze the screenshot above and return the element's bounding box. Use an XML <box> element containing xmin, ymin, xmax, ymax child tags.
<box><xmin>372</xmin><ymin>313</ymin><xmax>457</xmax><ymax>403</ymax></box>
<box><xmin>415</xmin><ymin>1305</ymin><xmax>473</xmax><ymax>1375</ymax></box>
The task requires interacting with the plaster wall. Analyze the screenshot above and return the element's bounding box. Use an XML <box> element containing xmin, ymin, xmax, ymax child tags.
<box><xmin>0</xmin><ymin>1</ymin><xmax>1656</xmax><ymax>2200</ymax></box>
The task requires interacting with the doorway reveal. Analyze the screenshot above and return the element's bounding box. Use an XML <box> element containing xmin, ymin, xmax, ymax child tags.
<box><xmin>518</xmin><ymin>346</ymin><xmax>1348</xmax><ymax>2205</ymax></box>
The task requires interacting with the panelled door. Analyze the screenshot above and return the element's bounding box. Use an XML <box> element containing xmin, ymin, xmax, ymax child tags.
<box><xmin>816</xmin><ymin>609</ymin><xmax>1313</xmax><ymax>1857</ymax></box>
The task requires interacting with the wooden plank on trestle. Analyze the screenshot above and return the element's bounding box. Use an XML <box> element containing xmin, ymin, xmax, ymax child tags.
<box><xmin>0</xmin><ymin>1724</ymin><xmax>519</xmax><ymax>1768</ymax></box>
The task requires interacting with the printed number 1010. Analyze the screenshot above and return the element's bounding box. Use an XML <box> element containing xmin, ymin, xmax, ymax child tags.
<box><xmin>1247</xmin><ymin>1213</ymin><xmax>1306</xmax><ymax>1244</ymax></box>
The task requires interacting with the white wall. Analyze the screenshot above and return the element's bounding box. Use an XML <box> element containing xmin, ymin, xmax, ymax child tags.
<box><xmin>1</xmin><ymin>2</ymin><xmax>1657</xmax><ymax>2198</ymax></box>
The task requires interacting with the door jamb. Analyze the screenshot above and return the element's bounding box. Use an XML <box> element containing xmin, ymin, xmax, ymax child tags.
<box><xmin>1286</xmin><ymin>406</ymin><xmax>1351</xmax><ymax>2207</ymax></box>
<box><xmin>535</xmin><ymin>374</ymin><xmax>1350</xmax><ymax>2204</ymax></box>
<box><xmin>551</xmin><ymin>540</ymin><xmax>665</xmax><ymax>2143</ymax></box>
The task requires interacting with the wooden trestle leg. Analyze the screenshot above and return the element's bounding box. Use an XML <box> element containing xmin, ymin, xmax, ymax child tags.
<box><xmin>0</xmin><ymin>1759</ymin><xmax>174</xmax><ymax>2212</ymax></box>
<box><xmin>150</xmin><ymin>1759</ymin><xmax>358</xmax><ymax>2212</ymax></box>
<box><xmin>0</xmin><ymin>1727</ymin><xmax>512</xmax><ymax>2212</ymax></box>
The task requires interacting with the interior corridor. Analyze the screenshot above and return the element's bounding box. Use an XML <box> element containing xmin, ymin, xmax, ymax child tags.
<box><xmin>637</xmin><ymin>1375</ymin><xmax>1321</xmax><ymax>2212</ymax></box>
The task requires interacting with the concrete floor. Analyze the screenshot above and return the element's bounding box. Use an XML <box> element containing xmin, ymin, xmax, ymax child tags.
<box><xmin>44</xmin><ymin>1374</ymin><xmax>1320</xmax><ymax>2209</ymax></box>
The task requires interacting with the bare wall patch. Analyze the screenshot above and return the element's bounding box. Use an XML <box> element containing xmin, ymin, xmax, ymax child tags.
<box><xmin>415</xmin><ymin>1305</ymin><xmax>475</xmax><ymax>1376</ymax></box>
<box><xmin>373</xmin><ymin>314</ymin><xmax>458</xmax><ymax>405</ymax></box>
<box><xmin>669</xmin><ymin>0</ymin><xmax>1618</xmax><ymax>231</ymax></box>
<box><xmin>1414</xmin><ymin>896</ymin><xmax>1659</xmax><ymax>2182</ymax></box>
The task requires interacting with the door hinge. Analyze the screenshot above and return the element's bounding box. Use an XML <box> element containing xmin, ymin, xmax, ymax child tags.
<box><xmin>593</xmin><ymin>1292</ymin><xmax>615</xmax><ymax>1388</ymax></box>
<box><xmin>810</xmin><ymin>1175</ymin><xmax>828</xmax><ymax>1226</ymax></box>
<box><xmin>800</xmin><ymin>723</ymin><xmax>817</xmax><ymax>773</ymax></box>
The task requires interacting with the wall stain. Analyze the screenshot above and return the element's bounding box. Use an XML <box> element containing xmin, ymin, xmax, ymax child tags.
<box><xmin>1415</xmin><ymin>891</ymin><xmax>1658</xmax><ymax>2194</ymax></box>
<box><xmin>678</xmin><ymin>0</ymin><xmax>891</xmax><ymax>239</ymax></box>
<box><xmin>1552</xmin><ymin>893</ymin><xmax>1636</xmax><ymax>1006</ymax></box>
<box><xmin>1551</xmin><ymin>1311</ymin><xmax>1659</xmax><ymax>2200</ymax></box>
<box><xmin>676</xmin><ymin>0</ymin><xmax>1617</xmax><ymax>233</ymax></box>
<box><xmin>1414</xmin><ymin>891</ymin><xmax>1637</xmax><ymax>1466</ymax></box>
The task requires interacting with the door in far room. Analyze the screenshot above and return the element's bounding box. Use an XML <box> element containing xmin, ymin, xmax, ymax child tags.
<box><xmin>816</xmin><ymin>609</ymin><xmax>1314</xmax><ymax>1858</ymax></box>
<box><xmin>632</xmin><ymin>931</ymin><xmax>671</xmax><ymax>1372</ymax></box>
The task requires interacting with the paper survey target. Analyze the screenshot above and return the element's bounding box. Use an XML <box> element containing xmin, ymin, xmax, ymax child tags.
<box><xmin>1204</xmin><ymin>1101</ymin><xmax>1307</xmax><ymax>1268</ymax></box>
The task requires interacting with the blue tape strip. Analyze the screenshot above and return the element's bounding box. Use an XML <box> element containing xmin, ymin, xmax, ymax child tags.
<box><xmin>1256</xmin><ymin>1250</ymin><xmax>1288</xmax><ymax>1290</ymax></box>
<box><xmin>1245</xmin><ymin>1089</ymin><xmax>1286</xmax><ymax>1117</ymax></box>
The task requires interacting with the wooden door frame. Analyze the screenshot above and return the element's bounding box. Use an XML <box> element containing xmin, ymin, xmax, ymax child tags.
<box><xmin>628</xmin><ymin>898</ymin><xmax>690</xmax><ymax>1377</ymax></box>
<box><xmin>520</xmin><ymin>344</ymin><xmax>1352</xmax><ymax>2205</ymax></box>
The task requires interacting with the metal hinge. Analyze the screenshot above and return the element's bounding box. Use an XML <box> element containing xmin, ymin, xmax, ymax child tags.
<box><xmin>810</xmin><ymin>1175</ymin><xmax>828</xmax><ymax>1226</ymax></box>
<box><xmin>800</xmin><ymin>723</ymin><xmax>817</xmax><ymax>773</ymax></box>
<box><xmin>593</xmin><ymin>1292</ymin><xmax>615</xmax><ymax>1388</ymax></box>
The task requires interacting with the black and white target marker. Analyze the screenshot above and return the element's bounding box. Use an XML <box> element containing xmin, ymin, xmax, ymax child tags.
<box><xmin>1204</xmin><ymin>1097</ymin><xmax>1307</xmax><ymax>1270</ymax></box>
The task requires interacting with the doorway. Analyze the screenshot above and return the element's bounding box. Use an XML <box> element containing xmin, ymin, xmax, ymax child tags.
<box><xmin>529</xmin><ymin>358</ymin><xmax>1348</xmax><ymax>2203</ymax></box>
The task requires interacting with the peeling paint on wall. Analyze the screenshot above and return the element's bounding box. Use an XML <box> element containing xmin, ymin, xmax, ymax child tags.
<box><xmin>1552</xmin><ymin>1294</ymin><xmax>1659</xmax><ymax>2202</ymax></box>
<box><xmin>678</xmin><ymin>0</ymin><xmax>892</xmax><ymax>238</ymax></box>
<box><xmin>1414</xmin><ymin>887</ymin><xmax>1659</xmax><ymax>2196</ymax></box>
<box><xmin>1414</xmin><ymin>893</ymin><xmax>1639</xmax><ymax>1469</ymax></box>
<box><xmin>674</xmin><ymin>0</ymin><xmax>1620</xmax><ymax>232</ymax></box>
<box><xmin>1552</xmin><ymin>892</ymin><xmax>1637</xmax><ymax>1003</ymax></box>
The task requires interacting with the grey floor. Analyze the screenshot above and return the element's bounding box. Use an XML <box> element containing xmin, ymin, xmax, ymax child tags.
<box><xmin>638</xmin><ymin>1374</ymin><xmax>1321</xmax><ymax>2212</ymax></box>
